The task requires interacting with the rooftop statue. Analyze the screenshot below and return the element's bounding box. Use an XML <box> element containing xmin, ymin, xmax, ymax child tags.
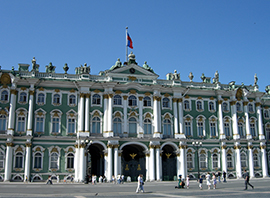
<box><xmin>63</xmin><ymin>63</ymin><xmax>69</xmax><ymax>74</ymax></box>
<box><xmin>31</xmin><ymin>57</ymin><xmax>39</xmax><ymax>72</ymax></box>
<box><xmin>109</xmin><ymin>58</ymin><xmax>122</xmax><ymax>71</ymax></box>
<box><xmin>166</xmin><ymin>70</ymin><xmax>180</xmax><ymax>80</ymax></box>
<box><xmin>128</xmin><ymin>52</ymin><xmax>137</xmax><ymax>65</ymax></box>
<box><xmin>188</xmin><ymin>72</ymin><xmax>194</xmax><ymax>82</ymax></box>
<box><xmin>45</xmin><ymin>62</ymin><xmax>56</xmax><ymax>73</ymax></box>
<box><xmin>143</xmin><ymin>61</ymin><xmax>154</xmax><ymax>73</ymax></box>
<box><xmin>212</xmin><ymin>71</ymin><xmax>219</xmax><ymax>84</ymax></box>
<box><xmin>229</xmin><ymin>81</ymin><xmax>236</xmax><ymax>90</ymax></box>
<box><xmin>75</xmin><ymin>63</ymin><xmax>90</xmax><ymax>75</ymax></box>
<box><xmin>254</xmin><ymin>73</ymin><xmax>258</xmax><ymax>86</ymax></box>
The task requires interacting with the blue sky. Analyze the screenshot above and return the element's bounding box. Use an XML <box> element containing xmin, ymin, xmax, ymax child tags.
<box><xmin>1</xmin><ymin>0</ymin><xmax>270</xmax><ymax>91</ymax></box>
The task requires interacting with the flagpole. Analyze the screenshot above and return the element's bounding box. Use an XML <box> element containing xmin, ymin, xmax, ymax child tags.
<box><xmin>126</xmin><ymin>26</ymin><xmax>128</xmax><ymax>63</ymax></box>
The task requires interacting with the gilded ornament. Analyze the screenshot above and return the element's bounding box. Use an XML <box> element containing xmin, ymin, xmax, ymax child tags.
<box><xmin>0</xmin><ymin>73</ymin><xmax>11</xmax><ymax>85</ymax></box>
<box><xmin>165</xmin><ymin>153</ymin><xmax>172</xmax><ymax>159</ymax></box>
<box><xmin>123</xmin><ymin>95</ymin><xmax>128</xmax><ymax>100</ymax></box>
<box><xmin>138</xmin><ymin>96</ymin><xmax>143</xmax><ymax>101</ymax></box>
<box><xmin>137</xmin><ymin>164</ymin><xmax>141</xmax><ymax>170</ymax></box>
<box><xmin>93</xmin><ymin>89</ymin><xmax>101</xmax><ymax>93</ymax></box>
<box><xmin>125</xmin><ymin>164</ymin><xmax>129</xmax><ymax>170</ymax></box>
<box><xmin>115</xmin><ymin>90</ymin><xmax>122</xmax><ymax>94</ymax></box>
<box><xmin>129</xmin><ymin>153</ymin><xmax>137</xmax><ymax>159</ymax></box>
<box><xmin>129</xmin><ymin>89</ymin><xmax>137</xmax><ymax>94</ymax></box>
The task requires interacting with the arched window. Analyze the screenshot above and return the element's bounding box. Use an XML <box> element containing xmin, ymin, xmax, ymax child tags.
<box><xmin>199</xmin><ymin>153</ymin><xmax>207</xmax><ymax>168</ymax></box>
<box><xmin>0</xmin><ymin>115</ymin><xmax>7</xmax><ymax>132</ymax></box>
<box><xmin>238</xmin><ymin>122</ymin><xmax>245</xmax><ymax>138</ymax></box>
<box><xmin>92</xmin><ymin>94</ymin><xmax>101</xmax><ymax>105</ymax></box>
<box><xmin>67</xmin><ymin>153</ymin><xmax>74</xmax><ymax>169</ymax></box>
<box><xmin>196</xmin><ymin>101</ymin><xmax>203</xmax><ymax>111</ymax></box>
<box><xmin>241</xmin><ymin>153</ymin><xmax>247</xmax><ymax>168</ymax></box>
<box><xmin>253</xmin><ymin>153</ymin><xmax>259</xmax><ymax>167</ymax></box>
<box><xmin>144</xmin><ymin>119</ymin><xmax>152</xmax><ymax>134</ymax></box>
<box><xmin>37</xmin><ymin>93</ymin><xmax>45</xmax><ymax>104</ymax></box>
<box><xmin>222</xmin><ymin>102</ymin><xmax>228</xmax><ymax>112</ymax></box>
<box><xmin>163</xmin><ymin>98</ymin><xmax>170</xmax><ymax>108</ymax></box>
<box><xmin>209</xmin><ymin>101</ymin><xmax>215</xmax><ymax>111</ymax></box>
<box><xmin>212</xmin><ymin>153</ymin><xmax>218</xmax><ymax>169</ymax></box>
<box><xmin>15</xmin><ymin>152</ymin><xmax>23</xmax><ymax>168</ymax></box>
<box><xmin>113</xmin><ymin>95</ymin><xmax>122</xmax><ymax>105</ymax></box>
<box><xmin>143</xmin><ymin>96</ymin><xmax>151</xmax><ymax>107</ymax></box>
<box><xmin>17</xmin><ymin>116</ymin><xmax>26</xmax><ymax>132</ymax></box>
<box><xmin>50</xmin><ymin>153</ymin><xmax>59</xmax><ymax>169</ymax></box>
<box><xmin>92</xmin><ymin>117</ymin><xmax>100</xmax><ymax>134</ymax></box>
<box><xmin>187</xmin><ymin>153</ymin><xmax>193</xmax><ymax>169</ymax></box>
<box><xmin>53</xmin><ymin>94</ymin><xmax>61</xmax><ymax>104</ymax></box>
<box><xmin>69</xmin><ymin>95</ymin><xmax>76</xmax><ymax>105</ymax></box>
<box><xmin>19</xmin><ymin>92</ymin><xmax>27</xmax><ymax>103</ymax></box>
<box><xmin>1</xmin><ymin>90</ymin><xmax>8</xmax><ymax>101</ymax></box>
<box><xmin>163</xmin><ymin>119</ymin><xmax>171</xmax><ymax>136</ymax></box>
<box><xmin>67</xmin><ymin>118</ymin><xmax>76</xmax><ymax>134</ymax></box>
<box><xmin>128</xmin><ymin>117</ymin><xmax>137</xmax><ymax>134</ymax></box>
<box><xmin>128</xmin><ymin>95</ymin><xmax>137</xmax><ymax>107</ymax></box>
<box><xmin>264</xmin><ymin>109</ymin><xmax>270</xmax><ymax>119</ymax></box>
<box><xmin>34</xmin><ymin>153</ymin><xmax>42</xmax><ymax>169</ymax></box>
<box><xmin>227</xmin><ymin>153</ymin><xmax>233</xmax><ymax>168</ymax></box>
<box><xmin>113</xmin><ymin>117</ymin><xmax>122</xmax><ymax>135</ymax></box>
<box><xmin>184</xmin><ymin>100</ymin><xmax>190</xmax><ymax>110</ymax></box>
<box><xmin>236</xmin><ymin>102</ymin><xmax>242</xmax><ymax>112</ymax></box>
<box><xmin>0</xmin><ymin>151</ymin><xmax>4</xmax><ymax>169</ymax></box>
<box><xmin>248</xmin><ymin>103</ymin><xmax>254</xmax><ymax>112</ymax></box>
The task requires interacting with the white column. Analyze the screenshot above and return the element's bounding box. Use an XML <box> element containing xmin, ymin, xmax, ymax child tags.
<box><xmin>118</xmin><ymin>151</ymin><xmax>122</xmax><ymax>175</ymax></box>
<box><xmin>24</xmin><ymin>144</ymin><xmax>31</xmax><ymax>182</ymax></box>
<box><xmin>221</xmin><ymin>143</ymin><xmax>227</xmax><ymax>175</ymax></box>
<box><xmin>173</xmin><ymin>98</ymin><xmax>179</xmax><ymax>134</ymax></box>
<box><xmin>114</xmin><ymin>146</ymin><xmax>118</xmax><ymax>177</ymax></box>
<box><xmin>261</xmin><ymin>144</ymin><xmax>269</xmax><ymax>177</ymax></box>
<box><xmin>104</xmin><ymin>152</ymin><xmax>108</xmax><ymax>180</ymax></box>
<box><xmin>153</xmin><ymin>96</ymin><xmax>158</xmax><ymax>134</ymax></box>
<box><xmin>74</xmin><ymin>145</ymin><xmax>80</xmax><ymax>181</ymax></box>
<box><xmin>179</xmin><ymin>145</ymin><xmax>186</xmax><ymax>179</ymax></box>
<box><xmin>85</xmin><ymin>94</ymin><xmax>90</xmax><ymax>133</ymax></box>
<box><xmin>107</xmin><ymin>94</ymin><xmax>113</xmax><ymax>136</ymax></box>
<box><xmin>145</xmin><ymin>153</ymin><xmax>150</xmax><ymax>181</ymax></box>
<box><xmin>123</xmin><ymin>96</ymin><xmax>128</xmax><ymax>134</ymax></box>
<box><xmin>79</xmin><ymin>93</ymin><xmax>85</xmax><ymax>132</ymax></box>
<box><xmin>149</xmin><ymin>146</ymin><xmax>155</xmax><ymax>181</ymax></box>
<box><xmin>243</xmin><ymin>101</ymin><xmax>252</xmax><ymax>139</ymax></box>
<box><xmin>158</xmin><ymin>99</ymin><xmax>161</xmax><ymax>134</ymax></box>
<box><xmin>234</xmin><ymin>143</ymin><xmax>242</xmax><ymax>178</ymax></box>
<box><xmin>156</xmin><ymin>146</ymin><xmax>161</xmax><ymax>181</ymax></box>
<box><xmin>4</xmin><ymin>143</ymin><xmax>13</xmax><ymax>181</ymax></box>
<box><xmin>79</xmin><ymin>144</ymin><xmax>86</xmax><ymax>182</ymax></box>
<box><xmin>107</xmin><ymin>145</ymin><xmax>113</xmax><ymax>181</ymax></box>
<box><xmin>103</xmin><ymin>94</ymin><xmax>108</xmax><ymax>136</ymax></box>
<box><xmin>230</xmin><ymin>100</ymin><xmax>239</xmax><ymax>140</ymax></box>
<box><xmin>218</xmin><ymin>98</ymin><xmax>225</xmax><ymax>139</ymax></box>
<box><xmin>27</xmin><ymin>90</ymin><xmax>34</xmax><ymax>136</ymax></box>
<box><xmin>176</xmin><ymin>153</ymin><xmax>181</xmax><ymax>177</ymax></box>
<box><xmin>177</xmin><ymin>98</ymin><xmax>185</xmax><ymax>139</ymax></box>
<box><xmin>138</xmin><ymin>97</ymin><xmax>143</xmax><ymax>137</ymax></box>
<box><xmin>248</xmin><ymin>144</ymin><xmax>254</xmax><ymax>178</ymax></box>
<box><xmin>256</xmin><ymin>99</ymin><xmax>265</xmax><ymax>140</ymax></box>
<box><xmin>159</xmin><ymin>152</ymin><xmax>162</xmax><ymax>181</ymax></box>
<box><xmin>7</xmin><ymin>89</ymin><xmax>17</xmax><ymax>135</ymax></box>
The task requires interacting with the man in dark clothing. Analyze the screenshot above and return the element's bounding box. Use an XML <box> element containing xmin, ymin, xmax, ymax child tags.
<box><xmin>243</xmin><ymin>169</ymin><xmax>254</xmax><ymax>190</ymax></box>
<box><xmin>223</xmin><ymin>171</ymin><xmax>226</xmax><ymax>182</ymax></box>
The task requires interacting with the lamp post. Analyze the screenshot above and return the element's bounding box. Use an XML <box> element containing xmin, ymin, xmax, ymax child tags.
<box><xmin>192</xmin><ymin>141</ymin><xmax>202</xmax><ymax>179</ymax></box>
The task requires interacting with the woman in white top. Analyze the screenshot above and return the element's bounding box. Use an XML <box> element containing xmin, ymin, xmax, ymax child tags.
<box><xmin>136</xmin><ymin>174</ymin><xmax>144</xmax><ymax>193</ymax></box>
<box><xmin>206</xmin><ymin>172</ymin><xmax>211</xmax><ymax>190</ymax></box>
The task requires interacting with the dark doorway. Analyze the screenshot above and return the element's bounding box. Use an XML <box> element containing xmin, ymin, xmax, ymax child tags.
<box><xmin>87</xmin><ymin>143</ymin><xmax>104</xmax><ymax>177</ymax></box>
<box><xmin>121</xmin><ymin>144</ymin><xmax>146</xmax><ymax>181</ymax></box>
<box><xmin>162</xmin><ymin>145</ymin><xmax>177</xmax><ymax>181</ymax></box>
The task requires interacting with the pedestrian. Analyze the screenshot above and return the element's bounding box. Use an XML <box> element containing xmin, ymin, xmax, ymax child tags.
<box><xmin>186</xmin><ymin>175</ymin><xmax>190</xmax><ymax>189</ymax></box>
<box><xmin>46</xmin><ymin>176</ymin><xmax>53</xmax><ymax>185</ymax></box>
<box><xmin>198</xmin><ymin>175</ymin><xmax>203</xmax><ymax>190</ymax></box>
<box><xmin>121</xmin><ymin>175</ymin><xmax>124</xmax><ymax>184</ymax></box>
<box><xmin>223</xmin><ymin>171</ymin><xmax>227</xmax><ymax>182</ymax></box>
<box><xmin>212</xmin><ymin>173</ymin><xmax>217</xmax><ymax>189</ymax></box>
<box><xmin>57</xmin><ymin>175</ymin><xmax>59</xmax><ymax>183</ymax></box>
<box><xmin>175</xmin><ymin>175</ymin><xmax>185</xmax><ymax>189</ymax></box>
<box><xmin>135</xmin><ymin>174</ymin><xmax>144</xmax><ymax>193</ymax></box>
<box><xmin>99</xmin><ymin>175</ymin><xmax>103</xmax><ymax>183</ymax></box>
<box><xmin>24</xmin><ymin>176</ymin><xmax>28</xmax><ymax>183</ymax></box>
<box><xmin>243</xmin><ymin>169</ymin><xmax>254</xmax><ymax>190</ymax></box>
<box><xmin>206</xmin><ymin>172</ymin><xmax>211</xmax><ymax>190</ymax></box>
<box><xmin>217</xmin><ymin>171</ymin><xmax>221</xmax><ymax>183</ymax></box>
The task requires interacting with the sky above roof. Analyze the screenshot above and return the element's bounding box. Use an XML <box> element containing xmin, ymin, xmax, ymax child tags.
<box><xmin>1</xmin><ymin>0</ymin><xmax>269</xmax><ymax>91</ymax></box>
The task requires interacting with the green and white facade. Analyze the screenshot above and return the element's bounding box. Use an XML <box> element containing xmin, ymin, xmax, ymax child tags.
<box><xmin>0</xmin><ymin>53</ymin><xmax>269</xmax><ymax>182</ymax></box>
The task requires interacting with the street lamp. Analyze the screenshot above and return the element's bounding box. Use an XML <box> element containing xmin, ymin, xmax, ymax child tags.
<box><xmin>192</xmin><ymin>141</ymin><xmax>202</xmax><ymax>179</ymax></box>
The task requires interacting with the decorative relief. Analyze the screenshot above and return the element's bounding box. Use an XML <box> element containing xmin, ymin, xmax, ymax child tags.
<box><xmin>93</xmin><ymin>89</ymin><xmax>101</xmax><ymax>93</ymax></box>
<box><xmin>129</xmin><ymin>153</ymin><xmax>137</xmax><ymax>159</ymax></box>
<box><xmin>129</xmin><ymin>89</ymin><xmax>137</xmax><ymax>94</ymax></box>
<box><xmin>115</xmin><ymin>90</ymin><xmax>122</xmax><ymax>94</ymax></box>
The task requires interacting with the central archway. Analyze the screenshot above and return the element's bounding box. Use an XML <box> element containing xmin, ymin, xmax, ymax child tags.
<box><xmin>121</xmin><ymin>144</ymin><xmax>146</xmax><ymax>181</ymax></box>
<box><xmin>87</xmin><ymin>143</ymin><xmax>105</xmax><ymax>177</ymax></box>
<box><xmin>162</xmin><ymin>144</ymin><xmax>177</xmax><ymax>181</ymax></box>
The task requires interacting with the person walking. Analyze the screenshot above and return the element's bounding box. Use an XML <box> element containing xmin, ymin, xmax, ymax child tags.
<box><xmin>243</xmin><ymin>169</ymin><xmax>254</xmax><ymax>190</ymax></box>
<box><xmin>223</xmin><ymin>171</ymin><xmax>227</xmax><ymax>182</ymax></box>
<box><xmin>206</xmin><ymin>172</ymin><xmax>211</xmax><ymax>190</ymax></box>
<box><xmin>198</xmin><ymin>175</ymin><xmax>203</xmax><ymax>190</ymax></box>
<box><xmin>186</xmin><ymin>175</ymin><xmax>190</xmax><ymax>189</ymax></box>
<box><xmin>212</xmin><ymin>173</ymin><xmax>217</xmax><ymax>189</ymax></box>
<box><xmin>217</xmin><ymin>171</ymin><xmax>221</xmax><ymax>183</ymax></box>
<box><xmin>136</xmin><ymin>174</ymin><xmax>144</xmax><ymax>193</ymax></box>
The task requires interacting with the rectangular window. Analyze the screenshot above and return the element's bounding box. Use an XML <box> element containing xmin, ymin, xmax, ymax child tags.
<box><xmin>36</xmin><ymin>117</ymin><xmax>44</xmax><ymax>132</ymax></box>
<box><xmin>185</xmin><ymin>122</ymin><xmax>191</xmax><ymax>136</ymax></box>
<box><xmin>250</xmin><ymin>123</ymin><xmax>256</xmax><ymax>136</ymax></box>
<box><xmin>17</xmin><ymin>117</ymin><xmax>25</xmax><ymax>132</ymax></box>
<box><xmin>224</xmin><ymin>123</ymin><xmax>230</xmax><ymax>136</ymax></box>
<box><xmin>68</xmin><ymin>118</ymin><xmax>75</xmax><ymax>133</ymax></box>
<box><xmin>210</xmin><ymin>122</ymin><xmax>216</xmax><ymax>137</ymax></box>
<box><xmin>52</xmin><ymin>118</ymin><xmax>60</xmax><ymax>133</ymax></box>
<box><xmin>197</xmin><ymin>122</ymin><xmax>204</xmax><ymax>136</ymax></box>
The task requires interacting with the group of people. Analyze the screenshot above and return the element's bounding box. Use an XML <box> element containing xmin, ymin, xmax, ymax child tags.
<box><xmin>111</xmin><ymin>175</ymin><xmax>125</xmax><ymax>184</ymax></box>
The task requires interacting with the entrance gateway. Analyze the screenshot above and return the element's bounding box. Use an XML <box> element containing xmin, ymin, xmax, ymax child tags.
<box><xmin>86</xmin><ymin>142</ymin><xmax>178</xmax><ymax>182</ymax></box>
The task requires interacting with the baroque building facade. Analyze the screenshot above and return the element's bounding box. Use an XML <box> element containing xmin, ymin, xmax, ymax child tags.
<box><xmin>0</xmin><ymin>53</ymin><xmax>269</xmax><ymax>182</ymax></box>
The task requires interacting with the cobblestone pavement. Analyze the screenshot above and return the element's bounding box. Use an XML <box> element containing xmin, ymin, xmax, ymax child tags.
<box><xmin>0</xmin><ymin>178</ymin><xmax>269</xmax><ymax>198</ymax></box>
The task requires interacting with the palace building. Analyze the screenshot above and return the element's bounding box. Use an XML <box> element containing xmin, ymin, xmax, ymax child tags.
<box><xmin>0</xmin><ymin>53</ymin><xmax>269</xmax><ymax>182</ymax></box>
